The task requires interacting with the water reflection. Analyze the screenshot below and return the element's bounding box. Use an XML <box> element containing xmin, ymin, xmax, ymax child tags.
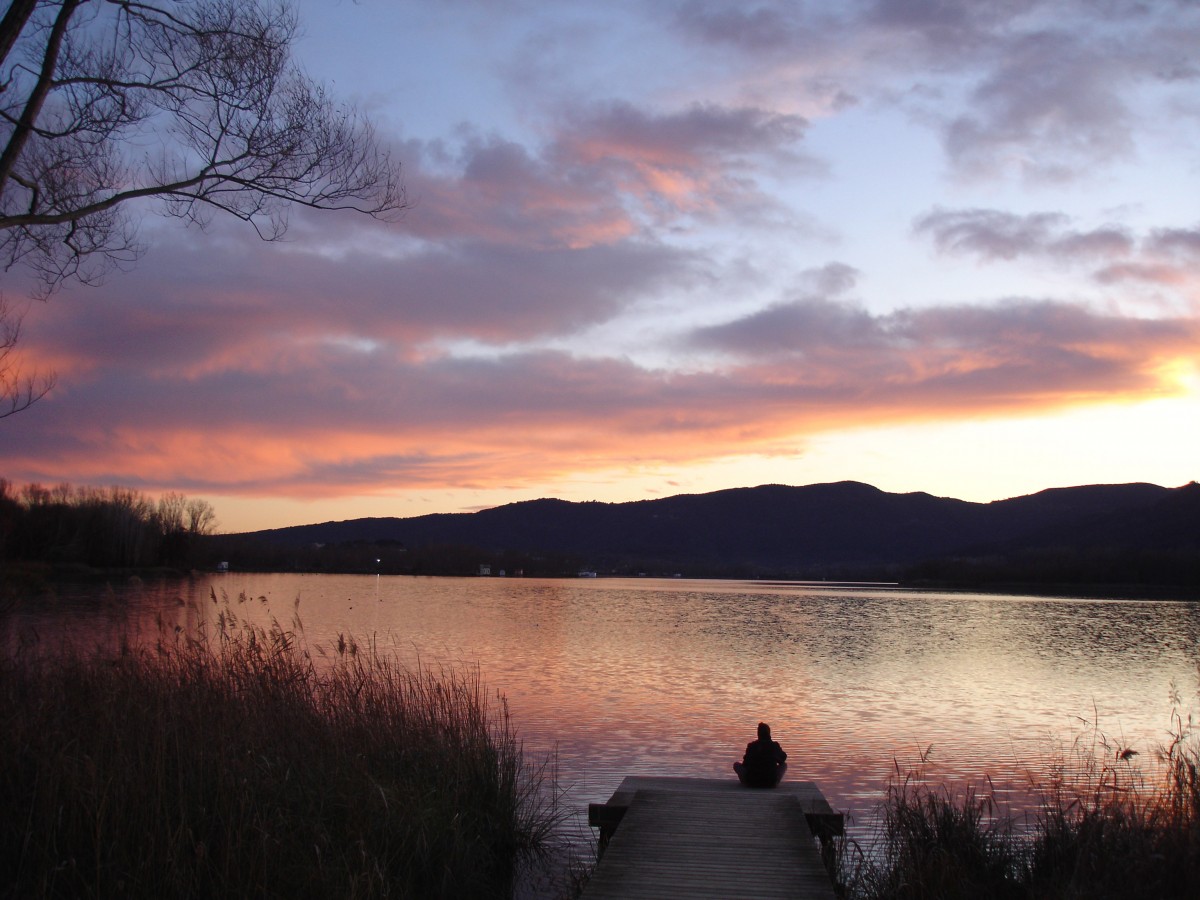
<box><xmin>6</xmin><ymin>574</ymin><xmax>1199</xmax><ymax>848</ymax></box>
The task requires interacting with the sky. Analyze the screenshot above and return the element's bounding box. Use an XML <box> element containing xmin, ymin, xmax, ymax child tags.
<box><xmin>2</xmin><ymin>0</ymin><xmax>1198</xmax><ymax>533</ymax></box>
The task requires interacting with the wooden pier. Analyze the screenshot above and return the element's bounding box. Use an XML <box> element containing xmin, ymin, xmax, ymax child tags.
<box><xmin>584</xmin><ymin>776</ymin><xmax>843</xmax><ymax>899</ymax></box>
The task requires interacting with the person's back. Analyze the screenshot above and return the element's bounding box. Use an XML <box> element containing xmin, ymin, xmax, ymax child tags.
<box><xmin>734</xmin><ymin>722</ymin><xmax>787</xmax><ymax>787</ymax></box>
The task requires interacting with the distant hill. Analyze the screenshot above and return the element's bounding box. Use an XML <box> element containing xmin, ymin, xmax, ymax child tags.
<box><xmin>220</xmin><ymin>481</ymin><xmax>1200</xmax><ymax>585</ymax></box>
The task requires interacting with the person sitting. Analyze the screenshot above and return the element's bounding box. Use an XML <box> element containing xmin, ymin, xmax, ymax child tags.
<box><xmin>733</xmin><ymin>722</ymin><xmax>788</xmax><ymax>787</ymax></box>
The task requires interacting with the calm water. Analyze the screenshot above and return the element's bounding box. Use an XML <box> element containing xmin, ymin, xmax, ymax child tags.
<box><xmin>7</xmin><ymin>574</ymin><xmax>1200</xmax><ymax>852</ymax></box>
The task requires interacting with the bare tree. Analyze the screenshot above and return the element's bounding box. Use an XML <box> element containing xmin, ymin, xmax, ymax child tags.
<box><xmin>156</xmin><ymin>490</ymin><xmax>187</xmax><ymax>534</ymax></box>
<box><xmin>0</xmin><ymin>2</ymin><xmax>406</xmax><ymax>415</ymax></box>
<box><xmin>185</xmin><ymin>496</ymin><xmax>216</xmax><ymax>534</ymax></box>
<box><xmin>1</xmin><ymin>0</ymin><xmax>406</xmax><ymax>290</ymax></box>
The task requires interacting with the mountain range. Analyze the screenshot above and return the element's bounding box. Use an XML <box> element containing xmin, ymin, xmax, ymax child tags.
<box><xmin>231</xmin><ymin>480</ymin><xmax>1200</xmax><ymax>585</ymax></box>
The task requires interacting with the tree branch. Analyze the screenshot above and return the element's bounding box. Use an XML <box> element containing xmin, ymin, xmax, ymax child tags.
<box><xmin>0</xmin><ymin>0</ymin><xmax>81</xmax><ymax>200</ymax></box>
<box><xmin>0</xmin><ymin>1</ymin><xmax>407</xmax><ymax>301</ymax></box>
<box><xmin>0</xmin><ymin>294</ymin><xmax>56</xmax><ymax>418</ymax></box>
<box><xmin>0</xmin><ymin>0</ymin><xmax>39</xmax><ymax>72</ymax></box>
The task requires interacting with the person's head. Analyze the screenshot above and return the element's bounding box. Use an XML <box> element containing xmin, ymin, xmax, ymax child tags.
<box><xmin>757</xmin><ymin>722</ymin><xmax>771</xmax><ymax>741</ymax></box>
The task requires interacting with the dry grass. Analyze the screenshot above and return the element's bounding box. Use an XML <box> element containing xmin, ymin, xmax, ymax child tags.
<box><xmin>0</xmin><ymin>592</ymin><xmax>560</xmax><ymax>899</ymax></box>
<box><xmin>833</xmin><ymin>708</ymin><xmax>1200</xmax><ymax>900</ymax></box>
<box><xmin>1025</xmin><ymin>709</ymin><xmax>1200</xmax><ymax>899</ymax></box>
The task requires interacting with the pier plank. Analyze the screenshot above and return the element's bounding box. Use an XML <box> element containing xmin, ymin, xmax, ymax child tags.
<box><xmin>589</xmin><ymin>775</ymin><xmax>844</xmax><ymax>843</ymax></box>
<box><xmin>583</xmin><ymin>785</ymin><xmax>837</xmax><ymax>899</ymax></box>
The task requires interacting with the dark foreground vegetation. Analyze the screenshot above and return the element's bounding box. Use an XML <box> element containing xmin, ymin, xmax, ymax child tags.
<box><xmin>0</xmin><ymin>597</ymin><xmax>558</xmax><ymax>899</ymax></box>
<box><xmin>831</xmin><ymin>719</ymin><xmax>1200</xmax><ymax>899</ymax></box>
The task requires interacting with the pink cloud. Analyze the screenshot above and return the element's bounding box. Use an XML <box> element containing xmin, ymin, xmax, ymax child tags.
<box><xmin>400</xmin><ymin>135</ymin><xmax>638</xmax><ymax>249</ymax></box>
<box><xmin>17</xmin><ymin>224</ymin><xmax>699</xmax><ymax>373</ymax></box>
<box><xmin>551</xmin><ymin>101</ymin><xmax>815</xmax><ymax>222</ymax></box>
<box><xmin>293</xmin><ymin>101</ymin><xmax>814</xmax><ymax>257</ymax></box>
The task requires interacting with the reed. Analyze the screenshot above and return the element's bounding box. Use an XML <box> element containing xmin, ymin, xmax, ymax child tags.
<box><xmin>1025</xmin><ymin>711</ymin><xmax>1200</xmax><ymax>899</ymax></box>
<box><xmin>0</xmin><ymin>595</ymin><xmax>560</xmax><ymax>899</ymax></box>
<box><xmin>834</xmin><ymin>750</ymin><xmax>1026</xmax><ymax>900</ymax></box>
<box><xmin>833</xmin><ymin>714</ymin><xmax>1200</xmax><ymax>900</ymax></box>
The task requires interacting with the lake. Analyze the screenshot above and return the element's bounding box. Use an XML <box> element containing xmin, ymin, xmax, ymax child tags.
<box><xmin>7</xmin><ymin>573</ymin><xmax>1200</xmax><ymax>859</ymax></box>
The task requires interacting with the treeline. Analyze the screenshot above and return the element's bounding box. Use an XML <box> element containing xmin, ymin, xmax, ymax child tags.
<box><xmin>905</xmin><ymin>546</ymin><xmax>1200</xmax><ymax>595</ymax></box>
<box><xmin>0</xmin><ymin>481</ymin><xmax>217</xmax><ymax>569</ymax></box>
<box><xmin>198</xmin><ymin>534</ymin><xmax>592</xmax><ymax>578</ymax></box>
<box><xmin>206</xmin><ymin>530</ymin><xmax>1200</xmax><ymax>589</ymax></box>
<box><xmin>198</xmin><ymin>532</ymin><xmax>903</xmax><ymax>581</ymax></box>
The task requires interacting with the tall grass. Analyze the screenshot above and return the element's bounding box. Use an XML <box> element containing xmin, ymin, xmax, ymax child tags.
<box><xmin>1025</xmin><ymin>710</ymin><xmax>1200</xmax><ymax>899</ymax></box>
<box><xmin>0</xmin><ymin>594</ymin><xmax>560</xmax><ymax>899</ymax></box>
<box><xmin>833</xmin><ymin>712</ymin><xmax>1200</xmax><ymax>900</ymax></box>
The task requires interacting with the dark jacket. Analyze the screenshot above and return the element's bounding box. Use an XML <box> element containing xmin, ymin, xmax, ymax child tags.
<box><xmin>741</xmin><ymin>737</ymin><xmax>787</xmax><ymax>783</ymax></box>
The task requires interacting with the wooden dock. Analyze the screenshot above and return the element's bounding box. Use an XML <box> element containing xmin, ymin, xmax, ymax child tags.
<box><xmin>584</xmin><ymin>776</ymin><xmax>842</xmax><ymax>899</ymax></box>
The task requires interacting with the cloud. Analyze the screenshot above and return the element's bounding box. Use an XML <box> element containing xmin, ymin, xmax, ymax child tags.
<box><xmin>22</xmin><ymin>223</ymin><xmax>700</xmax><ymax>378</ymax></box>
<box><xmin>670</xmin><ymin>1</ymin><xmax>1200</xmax><ymax>181</ymax></box>
<box><xmin>559</xmin><ymin>100</ymin><xmax>809</xmax><ymax>169</ymax></box>
<box><xmin>689</xmin><ymin>264</ymin><xmax>865</xmax><ymax>356</ymax></box>
<box><xmin>943</xmin><ymin>31</ymin><xmax>1137</xmax><ymax>180</ymax></box>
<box><xmin>7</xmin><ymin>287</ymin><xmax>1196</xmax><ymax>498</ymax></box>
<box><xmin>913</xmin><ymin>208</ymin><xmax>1134</xmax><ymax>262</ymax></box>
<box><xmin>672</xmin><ymin>1</ymin><xmax>839</xmax><ymax>56</ymax></box>
<box><xmin>690</xmin><ymin>289</ymin><xmax>1197</xmax><ymax>364</ymax></box>
<box><xmin>914</xmin><ymin>210</ymin><xmax>1200</xmax><ymax>302</ymax></box>
<box><xmin>388</xmin><ymin>134</ymin><xmax>638</xmax><ymax>249</ymax></box>
<box><xmin>691</xmin><ymin>297</ymin><xmax>879</xmax><ymax>358</ymax></box>
<box><xmin>550</xmin><ymin>100</ymin><xmax>817</xmax><ymax>223</ymax></box>
<box><xmin>1147</xmin><ymin>227</ymin><xmax>1200</xmax><ymax>261</ymax></box>
<box><xmin>932</xmin><ymin>3</ymin><xmax>1200</xmax><ymax>180</ymax></box>
<box><xmin>685</xmin><ymin>297</ymin><xmax>1200</xmax><ymax>429</ymax></box>
<box><xmin>324</xmin><ymin>98</ymin><xmax>818</xmax><ymax>255</ymax></box>
<box><xmin>1095</xmin><ymin>226</ymin><xmax>1200</xmax><ymax>293</ymax></box>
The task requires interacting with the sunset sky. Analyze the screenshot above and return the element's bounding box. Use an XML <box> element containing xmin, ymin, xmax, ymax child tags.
<box><xmin>2</xmin><ymin>0</ymin><xmax>1198</xmax><ymax>533</ymax></box>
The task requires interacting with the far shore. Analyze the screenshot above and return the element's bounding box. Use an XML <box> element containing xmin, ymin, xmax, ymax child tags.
<box><xmin>4</xmin><ymin>561</ymin><xmax>1200</xmax><ymax>603</ymax></box>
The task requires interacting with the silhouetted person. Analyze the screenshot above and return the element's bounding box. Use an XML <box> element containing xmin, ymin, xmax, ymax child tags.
<box><xmin>734</xmin><ymin>722</ymin><xmax>788</xmax><ymax>787</ymax></box>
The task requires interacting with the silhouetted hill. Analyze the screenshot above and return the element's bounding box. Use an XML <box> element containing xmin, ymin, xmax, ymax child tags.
<box><xmin>222</xmin><ymin>481</ymin><xmax>1199</xmax><ymax>584</ymax></box>
<box><xmin>1026</xmin><ymin>481</ymin><xmax>1200</xmax><ymax>551</ymax></box>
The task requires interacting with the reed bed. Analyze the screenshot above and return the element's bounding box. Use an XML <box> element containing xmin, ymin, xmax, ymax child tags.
<box><xmin>833</xmin><ymin>713</ymin><xmax>1200</xmax><ymax>899</ymax></box>
<box><xmin>0</xmin><ymin>594</ymin><xmax>560</xmax><ymax>899</ymax></box>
